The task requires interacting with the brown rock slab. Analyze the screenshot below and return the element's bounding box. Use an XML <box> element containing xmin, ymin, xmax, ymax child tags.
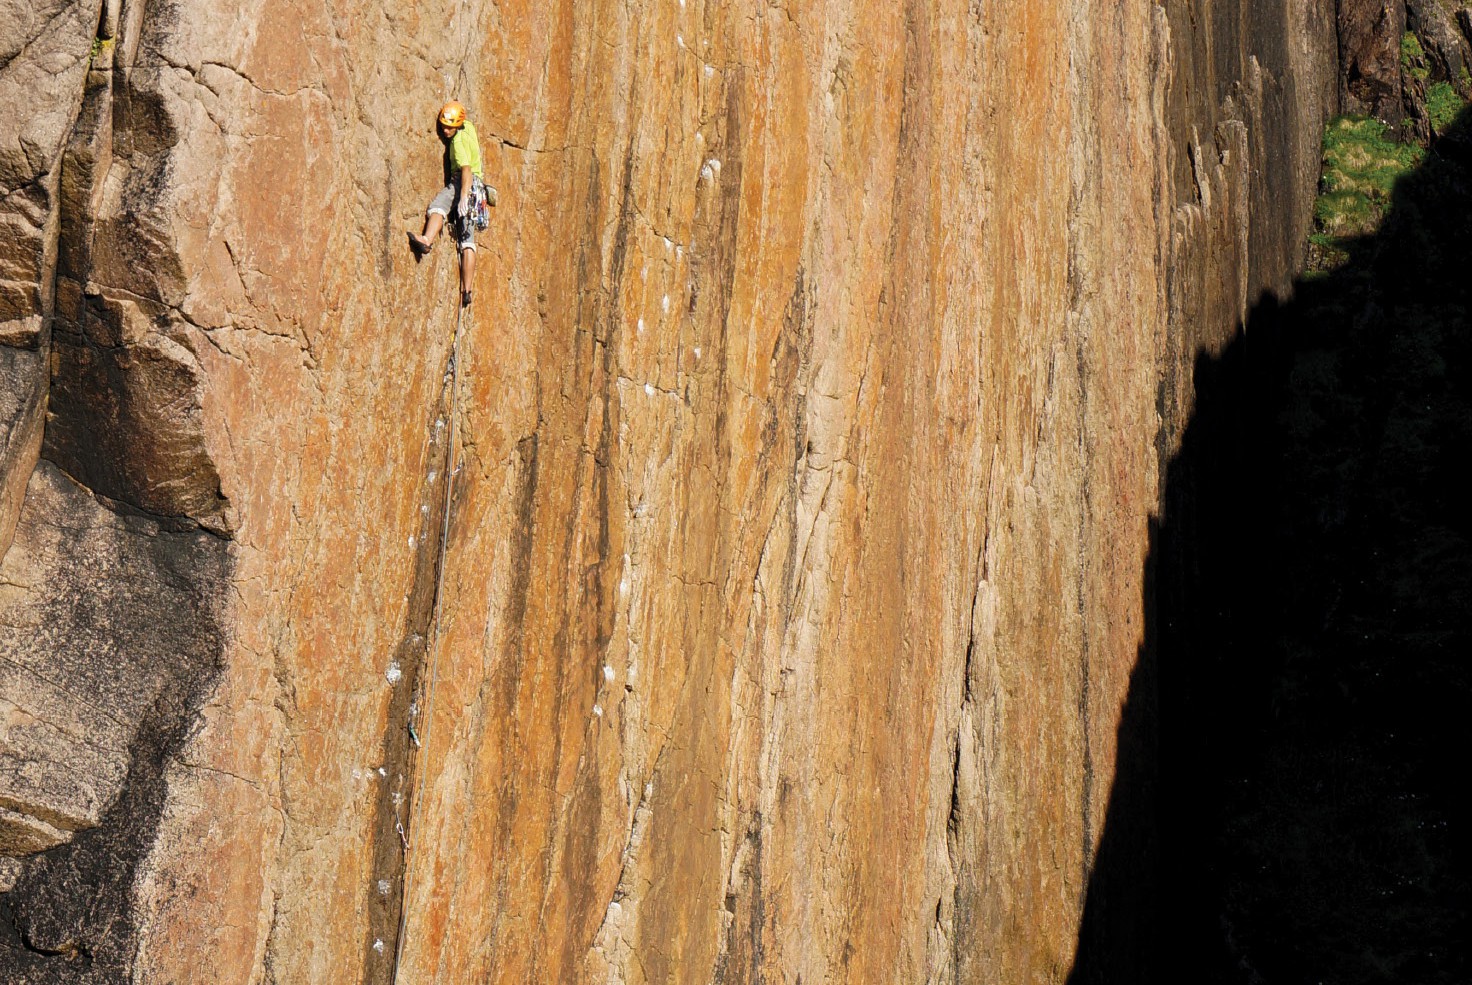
<box><xmin>1340</xmin><ymin>0</ymin><xmax>1410</xmax><ymax>122</ymax></box>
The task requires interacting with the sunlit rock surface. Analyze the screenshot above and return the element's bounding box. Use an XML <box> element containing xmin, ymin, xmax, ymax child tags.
<box><xmin>1</xmin><ymin>0</ymin><xmax>1338</xmax><ymax>980</ymax></box>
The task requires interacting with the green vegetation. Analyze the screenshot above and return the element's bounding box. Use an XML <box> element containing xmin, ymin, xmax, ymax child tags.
<box><xmin>1427</xmin><ymin>80</ymin><xmax>1465</xmax><ymax>133</ymax></box>
<box><xmin>1307</xmin><ymin>35</ymin><xmax>1472</xmax><ymax>273</ymax></box>
<box><xmin>1400</xmin><ymin>31</ymin><xmax>1424</xmax><ymax>62</ymax></box>
<box><xmin>1308</xmin><ymin>116</ymin><xmax>1426</xmax><ymax>269</ymax></box>
<box><xmin>89</xmin><ymin>36</ymin><xmax>113</xmax><ymax>61</ymax></box>
<box><xmin>1316</xmin><ymin>116</ymin><xmax>1423</xmax><ymax>234</ymax></box>
<box><xmin>1401</xmin><ymin>32</ymin><xmax>1430</xmax><ymax>82</ymax></box>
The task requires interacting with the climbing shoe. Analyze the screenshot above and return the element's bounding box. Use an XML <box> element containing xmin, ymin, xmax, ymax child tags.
<box><xmin>461</xmin><ymin>290</ymin><xmax>473</xmax><ymax>307</ymax></box>
<box><xmin>408</xmin><ymin>231</ymin><xmax>432</xmax><ymax>256</ymax></box>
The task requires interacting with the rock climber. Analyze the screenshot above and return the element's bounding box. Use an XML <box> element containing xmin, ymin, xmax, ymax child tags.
<box><xmin>409</xmin><ymin>100</ymin><xmax>486</xmax><ymax>307</ymax></box>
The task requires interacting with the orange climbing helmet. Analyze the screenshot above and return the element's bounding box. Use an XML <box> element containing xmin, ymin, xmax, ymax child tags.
<box><xmin>438</xmin><ymin>100</ymin><xmax>467</xmax><ymax>129</ymax></box>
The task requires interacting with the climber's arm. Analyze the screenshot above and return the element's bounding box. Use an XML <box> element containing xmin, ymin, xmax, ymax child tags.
<box><xmin>457</xmin><ymin>165</ymin><xmax>473</xmax><ymax>215</ymax></box>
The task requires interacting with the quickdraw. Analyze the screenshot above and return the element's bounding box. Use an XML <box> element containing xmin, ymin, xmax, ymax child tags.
<box><xmin>466</xmin><ymin>176</ymin><xmax>492</xmax><ymax>232</ymax></box>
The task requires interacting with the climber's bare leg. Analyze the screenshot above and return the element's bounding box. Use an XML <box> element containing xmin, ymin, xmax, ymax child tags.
<box><xmin>460</xmin><ymin>246</ymin><xmax>475</xmax><ymax>297</ymax></box>
<box><xmin>411</xmin><ymin>212</ymin><xmax>445</xmax><ymax>252</ymax></box>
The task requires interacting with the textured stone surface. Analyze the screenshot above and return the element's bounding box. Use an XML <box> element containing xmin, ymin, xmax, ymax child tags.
<box><xmin>0</xmin><ymin>0</ymin><xmax>95</xmax><ymax>333</ymax></box>
<box><xmin>0</xmin><ymin>461</ymin><xmax>229</xmax><ymax>977</ymax></box>
<box><xmin>1408</xmin><ymin>0</ymin><xmax>1472</xmax><ymax>88</ymax></box>
<box><xmin>1340</xmin><ymin>0</ymin><xmax>1411</xmax><ymax>123</ymax></box>
<box><xmin>0</xmin><ymin>0</ymin><xmax>1345</xmax><ymax>981</ymax></box>
<box><xmin>0</xmin><ymin>348</ymin><xmax>45</xmax><ymax>558</ymax></box>
<box><xmin>0</xmin><ymin>0</ymin><xmax>92</xmax><ymax>559</ymax></box>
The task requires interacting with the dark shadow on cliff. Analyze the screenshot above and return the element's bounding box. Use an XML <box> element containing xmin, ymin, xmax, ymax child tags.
<box><xmin>1068</xmin><ymin>105</ymin><xmax>1472</xmax><ymax>983</ymax></box>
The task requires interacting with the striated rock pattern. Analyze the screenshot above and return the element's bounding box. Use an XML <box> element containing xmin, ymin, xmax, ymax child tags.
<box><xmin>2</xmin><ymin>0</ymin><xmax>1340</xmax><ymax>981</ymax></box>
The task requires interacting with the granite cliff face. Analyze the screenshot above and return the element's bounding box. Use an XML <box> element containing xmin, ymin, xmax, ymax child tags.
<box><xmin>2</xmin><ymin>0</ymin><xmax>1340</xmax><ymax>980</ymax></box>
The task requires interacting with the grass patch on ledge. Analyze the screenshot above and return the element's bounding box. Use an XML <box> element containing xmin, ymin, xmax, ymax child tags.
<box><xmin>1307</xmin><ymin>116</ymin><xmax>1425</xmax><ymax>271</ymax></box>
<box><xmin>1307</xmin><ymin>80</ymin><xmax>1472</xmax><ymax>274</ymax></box>
<box><xmin>1318</xmin><ymin>117</ymin><xmax>1423</xmax><ymax>230</ymax></box>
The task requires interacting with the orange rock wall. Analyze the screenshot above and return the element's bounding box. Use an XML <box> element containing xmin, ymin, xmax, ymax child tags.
<box><xmin>0</xmin><ymin>0</ymin><xmax>1335</xmax><ymax>980</ymax></box>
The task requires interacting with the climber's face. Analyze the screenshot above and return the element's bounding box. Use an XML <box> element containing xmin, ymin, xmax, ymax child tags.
<box><xmin>438</xmin><ymin>121</ymin><xmax>460</xmax><ymax>141</ymax></box>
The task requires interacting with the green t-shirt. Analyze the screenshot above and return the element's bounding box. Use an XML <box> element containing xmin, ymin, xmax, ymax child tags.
<box><xmin>445</xmin><ymin>120</ymin><xmax>483</xmax><ymax>181</ymax></box>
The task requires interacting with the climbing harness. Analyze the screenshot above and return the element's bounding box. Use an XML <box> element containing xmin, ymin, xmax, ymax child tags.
<box><xmin>389</xmin><ymin>295</ymin><xmax>468</xmax><ymax>985</ymax></box>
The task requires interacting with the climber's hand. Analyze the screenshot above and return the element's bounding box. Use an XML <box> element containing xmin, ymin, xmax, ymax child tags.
<box><xmin>456</xmin><ymin>198</ymin><xmax>469</xmax><ymax>219</ymax></box>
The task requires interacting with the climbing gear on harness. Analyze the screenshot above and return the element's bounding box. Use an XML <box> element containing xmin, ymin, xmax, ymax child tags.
<box><xmin>467</xmin><ymin>176</ymin><xmax>492</xmax><ymax>231</ymax></box>
<box><xmin>446</xmin><ymin>177</ymin><xmax>491</xmax><ymax>241</ymax></box>
<box><xmin>438</xmin><ymin>100</ymin><xmax>466</xmax><ymax>129</ymax></box>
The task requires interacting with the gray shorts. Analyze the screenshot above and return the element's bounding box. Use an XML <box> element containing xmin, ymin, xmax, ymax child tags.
<box><xmin>427</xmin><ymin>183</ymin><xmax>475</xmax><ymax>251</ymax></box>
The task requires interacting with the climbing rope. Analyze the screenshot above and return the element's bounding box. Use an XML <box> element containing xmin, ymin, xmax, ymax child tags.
<box><xmin>390</xmin><ymin>293</ymin><xmax>467</xmax><ymax>985</ymax></box>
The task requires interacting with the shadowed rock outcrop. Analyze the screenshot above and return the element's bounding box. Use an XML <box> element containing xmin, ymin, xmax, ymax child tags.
<box><xmin>1069</xmin><ymin>105</ymin><xmax>1472</xmax><ymax>985</ymax></box>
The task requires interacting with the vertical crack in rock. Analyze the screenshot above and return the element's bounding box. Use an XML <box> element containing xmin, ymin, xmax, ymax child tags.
<box><xmin>43</xmin><ymin>0</ymin><xmax>233</xmax><ymax>537</ymax></box>
<box><xmin>67</xmin><ymin>18</ymin><xmax>222</xmax><ymax>519</ymax></box>
<box><xmin>362</xmin><ymin>337</ymin><xmax>461</xmax><ymax>985</ymax></box>
<box><xmin>0</xmin><ymin>0</ymin><xmax>109</xmax><ymax>561</ymax></box>
<box><xmin>589</xmin><ymin>744</ymin><xmax>663</xmax><ymax>980</ymax></box>
<box><xmin>541</xmin><ymin>139</ymin><xmax>630</xmax><ymax>981</ymax></box>
<box><xmin>475</xmin><ymin>430</ymin><xmax>541</xmax><ymax>964</ymax></box>
<box><xmin>1074</xmin><ymin>339</ymin><xmax>1095</xmax><ymax>886</ymax></box>
<box><xmin>3</xmin><ymin>0</ymin><xmax>236</xmax><ymax>979</ymax></box>
<box><xmin>712</xmin><ymin>814</ymin><xmax>765</xmax><ymax>985</ymax></box>
<box><xmin>944</xmin><ymin>446</ymin><xmax>996</xmax><ymax>985</ymax></box>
